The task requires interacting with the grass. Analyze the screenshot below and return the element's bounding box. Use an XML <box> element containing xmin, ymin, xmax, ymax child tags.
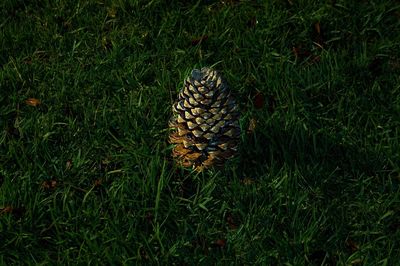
<box><xmin>1</xmin><ymin>0</ymin><xmax>400</xmax><ymax>264</ymax></box>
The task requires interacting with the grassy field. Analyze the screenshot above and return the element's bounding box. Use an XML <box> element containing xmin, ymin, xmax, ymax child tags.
<box><xmin>1</xmin><ymin>0</ymin><xmax>400</xmax><ymax>264</ymax></box>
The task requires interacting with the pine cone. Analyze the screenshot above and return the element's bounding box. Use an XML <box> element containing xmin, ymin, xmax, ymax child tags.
<box><xmin>169</xmin><ymin>67</ymin><xmax>240</xmax><ymax>171</ymax></box>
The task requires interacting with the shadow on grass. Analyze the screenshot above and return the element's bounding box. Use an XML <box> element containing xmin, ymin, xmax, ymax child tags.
<box><xmin>230</xmin><ymin>119</ymin><xmax>399</xmax><ymax>264</ymax></box>
<box><xmin>239</xmin><ymin>118</ymin><xmax>395</xmax><ymax>192</ymax></box>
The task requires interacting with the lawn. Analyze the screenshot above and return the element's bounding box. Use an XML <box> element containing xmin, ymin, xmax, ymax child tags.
<box><xmin>1</xmin><ymin>0</ymin><xmax>400</xmax><ymax>264</ymax></box>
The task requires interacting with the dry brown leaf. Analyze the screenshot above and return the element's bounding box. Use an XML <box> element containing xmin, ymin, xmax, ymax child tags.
<box><xmin>25</xmin><ymin>98</ymin><xmax>41</xmax><ymax>106</ymax></box>
<box><xmin>253</xmin><ymin>92</ymin><xmax>264</xmax><ymax>109</ymax></box>
<box><xmin>0</xmin><ymin>206</ymin><xmax>13</xmax><ymax>214</ymax></box>
<box><xmin>14</xmin><ymin>207</ymin><xmax>25</xmax><ymax>218</ymax></box>
<box><xmin>94</xmin><ymin>179</ymin><xmax>102</xmax><ymax>187</ymax></box>
<box><xmin>42</xmin><ymin>180</ymin><xmax>57</xmax><ymax>190</ymax></box>
<box><xmin>312</xmin><ymin>21</ymin><xmax>324</xmax><ymax>47</ymax></box>
<box><xmin>191</xmin><ymin>35</ymin><xmax>208</xmax><ymax>46</ymax></box>
<box><xmin>0</xmin><ymin>206</ymin><xmax>25</xmax><ymax>219</ymax></box>
<box><xmin>247</xmin><ymin>118</ymin><xmax>257</xmax><ymax>134</ymax></box>
<box><xmin>314</xmin><ymin>21</ymin><xmax>321</xmax><ymax>35</ymax></box>
<box><xmin>214</xmin><ymin>239</ymin><xmax>226</xmax><ymax>247</ymax></box>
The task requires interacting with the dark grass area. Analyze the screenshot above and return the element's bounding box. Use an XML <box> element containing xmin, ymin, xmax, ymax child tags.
<box><xmin>1</xmin><ymin>0</ymin><xmax>400</xmax><ymax>264</ymax></box>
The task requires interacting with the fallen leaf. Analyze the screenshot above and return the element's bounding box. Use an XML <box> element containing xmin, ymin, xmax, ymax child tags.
<box><xmin>94</xmin><ymin>179</ymin><xmax>102</xmax><ymax>187</ymax></box>
<box><xmin>247</xmin><ymin>118</ymin><xmax>257</xmax><ymax>134</ymax></box>
<box><xmin>313</xmin><ymin>22</ymin><xmax>324</xmax><ymax>47</ymax></box>
<box><xmin>25</xmin><ymin>98</ymin><xmax>41</xmax><ymax>106</ymax></box>
<box><xmin>314</xmin><ymin>22</ymin><xmax>321</xmax><ymax>35</ymax></box>
<box><xmin>214</xmin><ymin>238</ymin><xmax>226</xmax><ymax>247</ymax></box>
<box><xmin>0</xmin><ymin>206</ymin><xmax>13</xmax><ymax>214</ymax></box>
<box><xmin>0</xmin><ymin>206</ymin><xmax>25</xmax><ymax>219</ymax></box>
<box><xmin>191</xmin><ymin>35</ymin><xmax>208</xmax><ymax>46</ymax></box>
<box><xmin>253</xmin><ymin>92</ymin><xmax>264</xmax><ymax>109</ymax></box>
<box><xmin>42</xmin><ymin>179</ymin><xmax>57</xmax><ymax>190</ymax></box>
